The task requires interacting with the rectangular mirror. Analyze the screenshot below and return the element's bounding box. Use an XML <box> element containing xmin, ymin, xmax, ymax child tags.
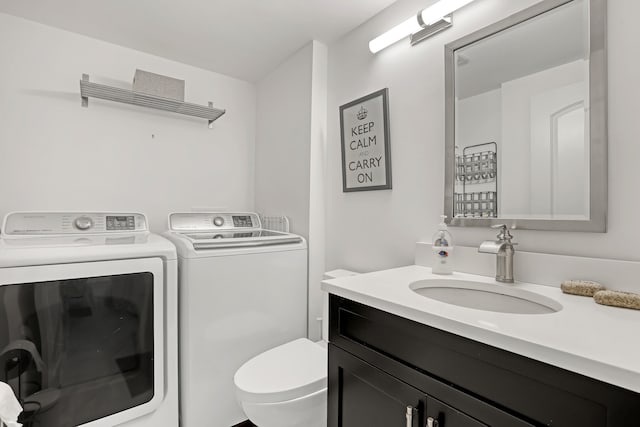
<box><xmin>444</xmin><ymin>0</ymin><xmax>607</xmax><ymax>232</ymax></box>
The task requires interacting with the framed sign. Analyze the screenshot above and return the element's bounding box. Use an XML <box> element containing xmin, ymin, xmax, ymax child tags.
<box><xmin>340</xmin><ymin>88</ymin><xmax>392</xmax><ymax>192</ymax></box>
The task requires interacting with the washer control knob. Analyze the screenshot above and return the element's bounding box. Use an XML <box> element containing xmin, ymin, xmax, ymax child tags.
<box><xmin>213</xmin><ymin>216</ymin><xmax>225</xmax><ymax>227</ymax></box>
<box><xmin>74</xmin><ymin>216</ymin><xmax>93</xmax><ymax>231</ymax></box>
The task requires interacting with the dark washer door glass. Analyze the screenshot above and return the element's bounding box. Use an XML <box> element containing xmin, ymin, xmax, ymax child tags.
<box><xmin>0</xmin><ymin>273</ymin><xmax>154</xmax><ymax>427</ymax></box>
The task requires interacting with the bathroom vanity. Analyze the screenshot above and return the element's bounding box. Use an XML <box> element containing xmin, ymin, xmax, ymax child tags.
<box><xmin>322</xmin><ymin>0</ymin><xmax>632</xmax><ymax>424</ymax></box>
<box><xmin>323</xmin><ymin>267</ymin><xmax>640</xmax><ymax>427</ymax></box>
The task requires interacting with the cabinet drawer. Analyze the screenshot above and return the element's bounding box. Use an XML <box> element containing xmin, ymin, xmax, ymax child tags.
<box><xmin>329</xmin><ymin>295</ymin><xmax>640</xmax><ymax>427</ymax></box>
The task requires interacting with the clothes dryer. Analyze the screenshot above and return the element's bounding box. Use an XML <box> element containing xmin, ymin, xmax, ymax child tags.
<box><xmin>0</xmin><ymin>212</ymin><xmax>178</xmax><ymax>427</ymax></box>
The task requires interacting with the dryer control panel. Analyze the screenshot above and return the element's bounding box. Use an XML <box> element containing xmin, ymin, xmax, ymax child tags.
<box><xmin>1</xmin><ymin>212</ymin><xmax>148</xmax><ymax>236</ymax></box>
<box><xmin>169</xmin><ymin>212</ymin><xmax>262</xmax><ymax>232</ymax></box>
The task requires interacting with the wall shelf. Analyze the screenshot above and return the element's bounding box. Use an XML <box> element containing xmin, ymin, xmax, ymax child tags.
<box><xmin>79</xmin><ymin>74</ymin><xmax>225</xmax><ymax>128</ymax></box>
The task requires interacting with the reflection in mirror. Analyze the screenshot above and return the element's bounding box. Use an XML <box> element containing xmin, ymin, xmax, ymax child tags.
<box><xmin>445</xmin><ymin>0</ymin><xmax>607</xmax><ymax>231</ymax></box>
<box><xmin>455</xmin><ymin>0</ymin><xmax>587</xmax><ymax>219</ymax></box>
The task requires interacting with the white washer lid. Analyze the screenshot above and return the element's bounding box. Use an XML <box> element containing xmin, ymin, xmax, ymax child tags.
<box><xmin>234</xmin><ymin>338</ymin><xmax>327</xmax><ymax>404</ymax></box>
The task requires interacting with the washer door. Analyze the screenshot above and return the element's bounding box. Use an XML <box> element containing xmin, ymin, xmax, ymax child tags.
<box><xmin>0</xmin><ymin>258</ymin><xmax>165</xmax><ymax>427</ymax></box>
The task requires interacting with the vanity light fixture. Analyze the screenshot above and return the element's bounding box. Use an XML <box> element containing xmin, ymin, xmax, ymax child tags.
<box><xmin>369</xmin><ymin>0</ymin><xmax>478</xmax><ymax>53</ymax></box>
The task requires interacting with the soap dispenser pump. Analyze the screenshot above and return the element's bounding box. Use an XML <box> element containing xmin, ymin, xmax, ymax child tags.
<box><xmin>432</xmin><ymin>215</ymin><xmax>454</xmax><ymax>275</ymax></box>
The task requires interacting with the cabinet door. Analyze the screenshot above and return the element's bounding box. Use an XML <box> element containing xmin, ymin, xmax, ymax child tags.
<box><xmin>329</xmin><ymin>345</ymin><xmax>424</xmax><ymax>427</ymax></box>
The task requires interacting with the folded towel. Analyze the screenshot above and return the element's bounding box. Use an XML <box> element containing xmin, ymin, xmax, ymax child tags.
<box><xmin>594</xmin><ymin>290</ymin><xmax>640</xmax><ymax>310</ymax></box>
<box><xmin>0</xmin><ymin>381</ymin><xmax>22</xmax><ymax>427</ymax></box>
<box><xmin>560</xmin><ymin>280</ymin><xmax>605</xmax><ymax>297</ymax></box>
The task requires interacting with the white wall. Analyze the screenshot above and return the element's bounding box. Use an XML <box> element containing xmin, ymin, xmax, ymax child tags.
<box><xmin>307</xmin><ymin>42</ymin><xmax>329</xmax><ymax>341</ymax></box>
<box><xmin>501</xmin><ymin>59</ymin><xmax>585</xmax><ymax>217</ymax></box>
<box><xmin>455</xmin><ymin>88</ymin><xmax>501</xmax><ymax>214</ymax></box>
<box><xmin>0</xmin><ymin>13</ymin><xmax>256</xmax><ymax>232</ymax></box>
<box><xmin>254</xmin><ymin>41</ymin><xmax>329</xmax><ymax>339</ymax></box>
<box><xmin>326</xmin><ymin>0</ymin><xmax>640</xmax><ymax>276</ymax></box>
<box><xmin>254</xmin><ymin>44</ymin><xmax>313</xmax><ymax>237</ymax></box>
<box><xmin>456</xmin><ymin>89</ymin><xmax>501</xmax><ymax>151</ymax></box>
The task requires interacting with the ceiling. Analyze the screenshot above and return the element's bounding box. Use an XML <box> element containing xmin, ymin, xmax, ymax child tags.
<box><xmin>0</xmin><ymin>0</ymin><xmax>398</xmax><ymax>82</ymax></box>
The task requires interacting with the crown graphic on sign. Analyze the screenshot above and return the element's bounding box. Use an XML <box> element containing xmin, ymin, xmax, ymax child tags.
<box><xmin>356</xmin><ymin>106</ymin><xmax>368</xmax><ymax>120</ymax></box>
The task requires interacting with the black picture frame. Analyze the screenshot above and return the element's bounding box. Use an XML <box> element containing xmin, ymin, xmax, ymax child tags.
<box><xmin>339</xmin><ymin>88</ymin><xmax>392</xmax><ymax>192</ymax></box>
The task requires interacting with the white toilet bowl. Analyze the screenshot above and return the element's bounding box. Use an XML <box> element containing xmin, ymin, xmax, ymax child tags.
<box><xmin>234</xmin><ymin>269</ymin><xmax>358</xmax><ymax>427</ymax></box>
<box><xmin>234</xmin><ymin>338</ymin><xmax>327</xmax><ymax>427</ymax></box>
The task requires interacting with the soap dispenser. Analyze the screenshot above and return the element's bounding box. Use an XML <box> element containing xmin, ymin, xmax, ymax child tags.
<box><xmin>432</xmin><ymin>215</ymin><xmax>454</xmax><ymax>275</ymax></box>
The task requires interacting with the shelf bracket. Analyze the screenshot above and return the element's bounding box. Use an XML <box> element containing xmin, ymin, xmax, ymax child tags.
<box><xmin>208</xmin><ymin>102</ymin><xmax>215</xmax><ymax>128</ymax></box>
<box><xmin>81</xmin><ymin>74</ymin><xmax>89</xmax><ymax>107</ymax></box>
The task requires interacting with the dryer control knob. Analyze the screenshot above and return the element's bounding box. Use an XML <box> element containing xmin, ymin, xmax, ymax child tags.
<box><xmin>213</xmin><ymin>216</ymin><xmax>225</xmax><ymax>227</ymax></box>
<box><xmin>74</xmin><ymin>216</ymin><xmax>93</xmax><ymax>231</ymax></box>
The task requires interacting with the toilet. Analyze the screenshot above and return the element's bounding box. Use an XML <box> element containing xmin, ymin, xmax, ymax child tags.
<box><xmin>233</xmin><ymin>269</ymin><xmax>358</xmax><ymax>427</ymax></box>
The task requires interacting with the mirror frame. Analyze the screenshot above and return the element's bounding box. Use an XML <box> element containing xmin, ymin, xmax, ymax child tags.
<box><xmin>444</xmin><ymin>0</ymin><xmax>607</xmax><ymax>232</ymax></box>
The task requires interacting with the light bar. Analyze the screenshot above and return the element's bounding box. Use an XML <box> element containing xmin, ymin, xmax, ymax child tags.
<box><xmin>420</xmin><ymin>0</ymin><xmax>476</xmax><ymax>25</ymax></box>
<box><xmin>369</xmin><ymin>15</ymin><xmax>423</xmax><ymax>54</ymax></box>
<box><xmin>369</xmin><ymin>0</ymin><xmax>478</xmax><ymax>53</ymax></box>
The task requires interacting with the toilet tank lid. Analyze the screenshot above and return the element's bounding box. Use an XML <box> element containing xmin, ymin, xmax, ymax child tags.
<box><xmin>234</xmin><ymin>338</ymin><xmax>327</xmax><ymax>404</ymax></box>
<box><xmin>323</xmin><ymin>269</ymin><xmax>359</xmax><ymax>280</ymax></box>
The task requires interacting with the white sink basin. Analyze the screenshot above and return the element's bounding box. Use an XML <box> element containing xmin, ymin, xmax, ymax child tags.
<box><xmin>410</xmin><ymin>279</ymin><xmax>562</xmax><ymax>314</ymax></box>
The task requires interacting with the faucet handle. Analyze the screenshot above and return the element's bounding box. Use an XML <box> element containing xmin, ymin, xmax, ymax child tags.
<box><xmin>491</xmin><ymin>224</ymin><xmax>514</xmax><ymax>241</ymax></box>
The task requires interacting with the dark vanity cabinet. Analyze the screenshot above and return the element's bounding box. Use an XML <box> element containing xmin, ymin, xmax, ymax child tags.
<box><xmin>330</xmin><ymin>346</ymin><xmax>517</xmax><ymax>427</ymax></box>
<box><xmin>331</xmin><ymin>348</ymin><xmax>426</xmax><ymax>427</ymax></box>
<box><xmin>328</xmin><ymin>295</ymin><xmax>640</xmax><ymax>427</ymax></box>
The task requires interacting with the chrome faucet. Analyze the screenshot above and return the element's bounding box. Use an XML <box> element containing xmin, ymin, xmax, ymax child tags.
<box><xmin>478</xmin><ymin>224</ymin><xmax>516</xmax><ymax>283</ymax></box>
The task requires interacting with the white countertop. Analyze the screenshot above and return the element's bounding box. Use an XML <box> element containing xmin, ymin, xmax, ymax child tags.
<box><xmin>322</xmin><ymin>265</ymin><xmax>640</xmax><ymax>393</ymax></box>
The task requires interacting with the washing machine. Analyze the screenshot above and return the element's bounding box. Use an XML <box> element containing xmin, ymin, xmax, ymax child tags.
<box><xmin>163</xmin><ymin>212</ymin><xmax>308</xmax><ymax>427</ymax></box>
<box><xmin>0</xmin><ymin>212</ymin><xmax>178</xmax><ymax>427</ymax></box>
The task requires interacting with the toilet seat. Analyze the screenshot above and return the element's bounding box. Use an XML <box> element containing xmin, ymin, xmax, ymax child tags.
<box><xmin>234</xmin><ymin>338</ymin><xmax>327</xmax><ymax>404</ymax></box>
